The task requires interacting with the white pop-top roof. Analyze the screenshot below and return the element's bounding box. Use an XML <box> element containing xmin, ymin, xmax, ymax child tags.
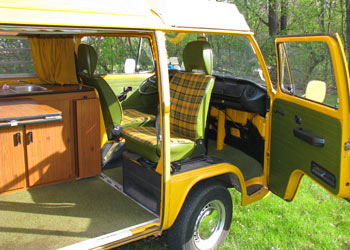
<box><xmin>0</xmin><ymin>0</ymin><xmax>250</xmax><ymax>33</ymax></box>
<box><xmin>150</xmin><ymin>0</ymin><xmax>250</xmax><ymax>31</ymax></box>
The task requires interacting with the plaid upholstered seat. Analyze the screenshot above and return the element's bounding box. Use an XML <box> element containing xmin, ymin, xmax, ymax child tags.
<box><xmin>122</xmin><ymin>40</ymin><xmax>215</xmax><ymax>162</ymax></box>
<box><xmin>122</xmin><ymin>109</ymin><xmax>155</xmax><ymax>128</ymax></box>
<box><xmin>77</xmin><ymin>44</ymin><xmax>155</xmax><ymax>140</ymax></box>
<box><xmin>122</xmin><ymin>126</ymin><xmax>195</xmax><ymax>162</ymax></box>
<box><xmin>170</xmin><ymin>72</ymin><xmax>214</xmax><ymax>140</ymax></box>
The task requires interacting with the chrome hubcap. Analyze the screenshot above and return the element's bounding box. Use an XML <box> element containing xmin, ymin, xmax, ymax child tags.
<box><xmin>193</xmin><ymin>200</ymin><xmax>226</xmax><ymax>249</ymax></box>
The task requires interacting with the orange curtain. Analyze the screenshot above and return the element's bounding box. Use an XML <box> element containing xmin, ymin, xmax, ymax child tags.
<box><xmin>30</xmin><ymin>37</ymin><xmax>78</xmax><ymax>84</ymax></box>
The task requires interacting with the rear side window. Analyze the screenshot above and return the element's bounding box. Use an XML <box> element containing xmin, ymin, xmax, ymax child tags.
<box><xmin>82</xmin><ymin>36</ymin><xmax>154</xmax><ymax>75</ymax></box>
<box><xmin>0</xmin><ymin>37</ymin><xmax>36</xmax><ymax>78</ymax></box>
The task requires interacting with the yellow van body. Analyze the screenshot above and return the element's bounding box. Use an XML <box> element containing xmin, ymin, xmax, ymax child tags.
<box><xmin>0</xmin><ymin>1</ymin><xmax>349</xmax><ymax>249</ymax></box>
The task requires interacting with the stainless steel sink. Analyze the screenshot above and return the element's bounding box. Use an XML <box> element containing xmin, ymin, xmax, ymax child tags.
<box><xmin>9</xmin><ymin>84</ymin><xmax>48</xmax><ymax>93</ymax></box>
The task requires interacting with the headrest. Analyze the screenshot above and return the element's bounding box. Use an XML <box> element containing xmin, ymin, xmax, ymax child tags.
<box><xmin>77</xmin><ymin>44</ymin><xmax>97</xmax><ymax>77</ymax></box>
<box><xmin>183</xmin><ymin>40</ymin><xmax>213</xmax><ymax>75</ymax></box>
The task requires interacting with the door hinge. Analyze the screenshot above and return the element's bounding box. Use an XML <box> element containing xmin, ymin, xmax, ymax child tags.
<box><xmin>345</xmin><ymin>141</ymin><xmax>350</xmax><ymax>151</ymax></box>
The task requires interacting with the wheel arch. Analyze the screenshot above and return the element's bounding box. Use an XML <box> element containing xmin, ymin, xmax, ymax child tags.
<box><xmin>165</xmin><ymin>169</ymin><xmax>245</xmax><ymax>230</ymax></box>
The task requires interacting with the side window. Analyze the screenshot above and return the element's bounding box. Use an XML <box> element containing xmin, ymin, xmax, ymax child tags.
<box><xmin>278</xmin><ymin>41</ymin><xmax>338</xmax><ymax>108</ymax></box>
<box><xmin>0</xmin><ymin>37</ymin><xmax>36</xmax><ymax>78</ymax></box>
<box><xmin>82</xmin><ymin>36</ymin><xmax>154</xmax><ymax>75</ymax></box>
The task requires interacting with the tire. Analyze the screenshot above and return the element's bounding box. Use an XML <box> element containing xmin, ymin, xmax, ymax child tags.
<box><xmin>168</xmin><ymin>181</ymin><xmax>233</xmax><ymax>250</ymax></box>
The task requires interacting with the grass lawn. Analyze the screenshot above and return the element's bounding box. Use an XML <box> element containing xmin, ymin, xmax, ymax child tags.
<box><xmin>117</xmin><ymin>177</ymin><xmax>350</xmax><ymax>250</ymax></box>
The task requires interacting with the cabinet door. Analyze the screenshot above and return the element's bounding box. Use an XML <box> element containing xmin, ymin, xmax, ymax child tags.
<box><xmin>26</xmin><ymin>120</ymin><xmax>75</xmax><ymax>187</ymax></box>
<box><xmin>0</xmin><ymin>126</ymin><xmax>26</xmax><ymax>193</ymax></box>
<box><xmin>76</xmin><ymin>98</ymin><xmax>101</xmax><ymax>178</ymax></box>
<box><xmin>25</xmin><ymin>99</ymin><xmax>75</xmax><ymax>187</ymax></box>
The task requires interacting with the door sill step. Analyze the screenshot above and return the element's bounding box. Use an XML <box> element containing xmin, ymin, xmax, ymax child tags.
<box><xmin>59</xmin><ymin>218</ymin><xmax>159</xmax><ymax>250</ymax></box>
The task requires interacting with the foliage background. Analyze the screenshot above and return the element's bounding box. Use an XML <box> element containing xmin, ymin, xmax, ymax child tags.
<box><xmin>232</xmin><ymin>0</ymin><xmax>350</xmax><ymax>83</ymax></box>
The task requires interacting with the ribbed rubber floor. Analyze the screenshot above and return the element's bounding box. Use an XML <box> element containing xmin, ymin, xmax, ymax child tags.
<box><xmin>208</xmin><ymin>140</ymin><xmax>263</xmax><ymax>180</ymax></box>
<box><xmin>0</xmin><ymin>176</ymin><xmax>155</xmax><ymax>250</ymax></box>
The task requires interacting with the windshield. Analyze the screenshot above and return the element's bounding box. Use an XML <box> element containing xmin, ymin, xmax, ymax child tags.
<box><xmin>165</xmin><ymin>32</ymin><xmax>265</xmax><ymax>87</ymax></box>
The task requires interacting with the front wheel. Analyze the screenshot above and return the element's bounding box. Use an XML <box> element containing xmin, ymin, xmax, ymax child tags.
<box><xmin>168</xmin><ymin>181</ymin><xmax>233</xmax><ymax>250</ymax></box>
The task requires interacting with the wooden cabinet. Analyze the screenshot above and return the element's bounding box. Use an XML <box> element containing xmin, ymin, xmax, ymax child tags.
<box><xmin>0</xmin><ymin>99</ymin><xmax>64</xmax><ymax>192</ymax></box>
<box><xmin>0</xmin><ymin>126</ymin><xmax>26</xmax><ymax>193</ymax></box>
<box><xmin>0</xmin><ymin>90</ymin><xmax>101</xmax><ymax>194</ymax></box>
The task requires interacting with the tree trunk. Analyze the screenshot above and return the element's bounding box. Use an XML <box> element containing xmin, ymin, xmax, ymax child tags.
<box><xmin>268</xmin><ymin>0</ymin><xmax>278</xmax><ymax>36</ymax></box>
<box><xmin>319</xmin><ymin>0</ymin><xmax>326</xmax><ymax>32</ymax></box>
<box><xmin>280</xmin><ymin>0</ymin><xmax>288</xmax><ymax>34</ymax></box>
<box><xmin>341</xmin><ymin>0</ymin><xmax>346</xmax><ymax>45</ymax></box>
<box><xmin>346</xmin><ymin>0</ymin><xmax>350</xmax><ymax>68</ymax></box>
<box><xmin>327</xmin><ymin>0</ymin><xmax>332</xmax><ymax>33</ymax></box>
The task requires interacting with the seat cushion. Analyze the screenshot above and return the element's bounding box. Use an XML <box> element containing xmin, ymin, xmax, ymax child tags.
<box><xmin>121</xmin><ymin>109</ymin><xmax>155</xmax><ymax>128</ymax></box>
<box><xmin>122</xmin><ymin>126</ymin><xmax>195</xmax><ymax>162</ymax></box>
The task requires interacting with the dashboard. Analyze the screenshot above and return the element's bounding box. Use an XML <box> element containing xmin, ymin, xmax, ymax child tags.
<box><xmin>210</xmin><ymin>74</ymin><xmax>268</xmax><ymax>115</ymax></box>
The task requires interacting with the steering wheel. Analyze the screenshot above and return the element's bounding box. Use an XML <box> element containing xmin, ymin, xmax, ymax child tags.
<box><xmin>138</xmin><ymin>74</ymin><xmax>158</xmax><ymax>95</ymax></box>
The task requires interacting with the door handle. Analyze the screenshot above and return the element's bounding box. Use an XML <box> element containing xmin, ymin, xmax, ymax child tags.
<box><xmin>27</xmin><ymin>131</ymin><xmax>33</xmax><ymax>144</ymax></box>
<box><xmin>273</xmin><ymin>109</ymin><xmax>285</xmax><ymax>116</ymax></box>
<box><xmin>13</xmin><ymin>132</ymin><xmax>21</xmax><ymax>146</ymax></box>
<box><xmin>293</xmin><ymin>127</ymin><xmax>325</xmax><ymax>147</ymax></box>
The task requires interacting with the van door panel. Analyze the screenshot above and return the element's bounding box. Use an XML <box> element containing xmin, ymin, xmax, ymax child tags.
<box><xmin>269</xmin><ymin>34</ymin><xmax>350</xmax><ymax>200</ymax></box>
<box><xmin>269</xmin><ymin>98</ymin><xmax>342</xmax><ymax>198</ymax></box>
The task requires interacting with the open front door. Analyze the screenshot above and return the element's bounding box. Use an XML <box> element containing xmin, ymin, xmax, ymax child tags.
<box><xmin>269</xmin><ymin>34</ymin><xmax>350</xmax><ymax>200</ymax></box>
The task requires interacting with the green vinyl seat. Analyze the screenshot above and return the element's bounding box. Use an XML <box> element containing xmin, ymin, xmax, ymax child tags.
<box><xmin>122</xmin><ymin>40</ymin><xmax>215</xmax><ymax>162</ymax></box>
<box><xmin>77</xmin><ymin>44</ymin><xmax>155</xmax><ymax>140</ymax></box>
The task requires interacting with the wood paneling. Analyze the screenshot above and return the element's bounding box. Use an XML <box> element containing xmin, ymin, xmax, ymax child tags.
<box><xmin>0</xmin><ymin>127</ymin><xmax>26</xmax><ymax>193</ymax></box>
<box><xmin>76</xmin><ymin>98</ymin><xmax>101</xmax><ymax>178</ymax></box>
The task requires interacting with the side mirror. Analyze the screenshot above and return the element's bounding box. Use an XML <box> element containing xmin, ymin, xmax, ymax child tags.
<box><xmin>305</xmin><ymin>80</ymin><xmax>327</xmax><ymax>103</ymax></box>
<box><xmin>124</xmin><ymin>58</ymin><xmax>136</xmax><ymax>74</ymax></box>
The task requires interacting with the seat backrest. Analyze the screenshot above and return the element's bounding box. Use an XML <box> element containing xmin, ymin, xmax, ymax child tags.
<box><xmin>169</xmin><ymin>40</ymin><xmax>215</xmax><ymax>140</ymax></box>
<box><xmin>77</xmin><ymin>44</ymin><xmax>122</xmax><ymax>138</ymax></box>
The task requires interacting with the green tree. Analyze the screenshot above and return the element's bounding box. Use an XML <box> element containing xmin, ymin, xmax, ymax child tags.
<box><xmin>233</xmin><ymin>0</ymin><xmax>346</xmax><ymax>81</ymax></box>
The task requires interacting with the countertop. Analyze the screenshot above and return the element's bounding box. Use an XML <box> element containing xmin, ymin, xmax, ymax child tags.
<box><xmin>0</xmin><ymin>99</ymin><xmax>63</xmax><ymax>128</ymax></box>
